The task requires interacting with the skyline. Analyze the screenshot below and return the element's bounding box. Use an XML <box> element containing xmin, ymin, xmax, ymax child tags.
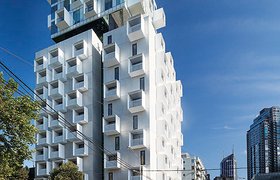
<box><xmin>1</xmin><ymin>0</ymin><xmax>280</xmax><ymax>179</ymax></box>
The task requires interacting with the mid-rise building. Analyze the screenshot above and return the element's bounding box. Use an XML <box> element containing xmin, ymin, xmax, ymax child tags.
<box><xmin>247</xmin><ymin>107</ymin><xmax>280</xmax><ymax>180</ymax></box>
<box><xmin>34</xmin><ymin>0</ymin><xmax>183</xmax><ymax>179</ymax></box>
<box><xmin>182</xmin><ymin>153</ymin><xmax>208</xmax><ymax>180</ymax></box>
<box><xmin>220</xmin><ymin>154</ymin><xmax>237</xmax><ymax>180</ymax></box>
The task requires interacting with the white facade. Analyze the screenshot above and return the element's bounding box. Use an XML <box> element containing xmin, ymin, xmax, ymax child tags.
<box><xmin>35</xmin><ymin>0</ymin><xmax>183</xmax><ymax>179</ymax></box>
<box><xmin>182</xmin><ymin>153</ymin><xmax>208</xmax><ymax>180</ymax></box>
<box><xmin>34</xmin><ymin>30</ymin><xmax>103</xmax><ymax>180</ymax></box>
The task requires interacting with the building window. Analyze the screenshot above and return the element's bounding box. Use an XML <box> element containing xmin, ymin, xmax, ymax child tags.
<box><xmin>115</xmin><ymin>136</ymin><xmax>120</xmax><ymax>151</ymax></box>
<box><xmin>105</xmin><ymin>0</ymin><xmax>112</xmax><ymax>10</ymax></box>
<box><xmin>73</xmin><ymin>9</ymin><xmax>80</xmax><ymax>24</ymax></box>
<box><xmin>107</xmin><ymin>35</ymin><xmax>112</xmax><ymax>44</ymax></box>
<box><xmin>140</xmin><ymin>77</ymin><xmax>145</xmax><ymax>91</ymax></box>
<box><xmin>133</xmin><ymin>115</ymin><xmax>138</xmax><ymax>130</ymax></box>
<box><xmin>108</xmin><ymin>172</ymin><xmax>113</xmax><ymax>180</ymax></box>
<box><xmin>140</xmin><ymin>150</ymin><xmax>145</xmax><ymax>165</ymax></box>
<box><xmin>108</xmin><ymin>103</ymin><xmax>112</xmax><ymax>116</ymax></box>
<box><xmin>132</xmin><ymin>43</ymin><xmax>137</xmax><ymax>56</ymax></box>
<box><xmin>114</xmin><ymin>67</ymin><xmax>119</xmax><ymax>80</ymax></box>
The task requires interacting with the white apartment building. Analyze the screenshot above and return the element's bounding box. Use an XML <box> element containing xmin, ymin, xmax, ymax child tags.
<box><xmin>35</xmin><ymin>0</ymin><xmax>183</xmax><ymax>179</ymax></box>
<box><xmin>182</xmin><ymin>153</ymin><xmax>208</xmax><ymax>180</ymax></box>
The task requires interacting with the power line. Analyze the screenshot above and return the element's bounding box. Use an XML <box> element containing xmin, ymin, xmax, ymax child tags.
<box><xmin>0</xmin><ymin>46</ymin><xmax>34</xmax><ymax>67</ymax></box>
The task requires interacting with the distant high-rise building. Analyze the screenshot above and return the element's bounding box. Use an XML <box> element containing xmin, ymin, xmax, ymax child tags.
<box><xmin>182</xmin><ymin>153</ymin><xmax>208</xmax><ymax>180</ymax></box>
<box><xmin>247</xmin><ymin>107</ymin><xmax>280</xmax><ymax>180</ymax></box>
<box><xmin>220</xmin><ymin>154</ymin><xmax>237</xmax><ymax>180</ymax></box>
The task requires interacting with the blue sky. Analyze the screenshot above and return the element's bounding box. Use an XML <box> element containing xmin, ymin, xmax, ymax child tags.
<box><xmin>1</xmin><ymin>0</ymin><xmax>280</xmax><ymax>179</ymax></box>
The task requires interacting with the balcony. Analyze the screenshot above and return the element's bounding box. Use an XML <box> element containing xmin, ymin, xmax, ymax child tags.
<box><xmin>128</xmin><ymin>90</ymin><xmax>145</xmax><ymax>113</ymax></box>
<box><xmin>73</xmin><ymin>141</ymin><xmax>89</xmax><ymax>157</ymax></box>
<box><xmin>49</xmin><ymin>112</ymin><xmax>64</xmax><ymax>130</ymax></box>
<box><xmin>71</xmin><ymin>0</ymin><xmax>83</xmax><ymax>9</ymax></box>
<box><xmin>52</xmin><ymin>129</ymin><xmax>66</xmax><ymax>144</ymax></box>
<box><xmin>127</xmin><ymin>15</ymin><xmax>145</xmax><ymax>42</ymax></box>
<box><xmin>35</xmin><ymin>86</ymin><xmax>48</xmax><ymax>101</ymax></box>
<box><xmin>153</xmin><ymin>8</ymin><xmax>166</xmax><ymax>30</ymax></box>
<box><xmin>39</xmin><ymin>100</ymin><xmax>52</xmax><ymax>116</ymax></box>
<box><xmin>104</xmin><ymin>80</ymin><xmax>120</xmax><ymax>101</ymax></box>
<box><xmin>67</xmin><ymin>157</ymin><xmax>83</xmax><ymax>171</ymax></box>
<box><xmin>128</xmin><ymin>53</ymin><xmax>145</xmax><ymax>77</ymax></box>
<box><xmin>129</xmin><ymin>129</ymin><xmax>146</xmax><ymax>150</ymax></box>
<box><xmin>73</xmin><ymin>40</ymin><xmax>87</xmax><ymax>60</ymax></box>
<box><xmin>34</xmin><ymin>56</ymin><xmax>47</xmax><ymax>72</ymax></box>
<box><xmin>84</xmin><ymin>0</ymin><xmax>97</xmax><ymax>18</ymax></box>
<box><xmin>73</xmin><ymin>74</ymin><xmax>88</xmax><ymax>92</ymax></box>
<box><xmin>103</xmin><ymin>43</ymin><xmax>120</xmax><ymax>68</ymax></box>
<box><xmin>126</xmin><ymin>0</ymin><xmax>145</xmax><ymax>16</ymax></box>
<box><xmin>49</xmin><ymin>48</ymin><xmax>64</xmax><ymax>68</ymax></box>
<box><xmin>52</xmin><ymin>97</ymin><xmax>67</xmax><ymax>113</ymax></box>
<box><xmin>73</xmin><ymin>107</ymin><xmax>88</xmax><ymax>124</ymax></box>
<box><xmin>103</xmin><ymin>115</ymin><xmax>120</xmax><ymax>136</ymax></box>
<box><xmin>36</xmin><ymin>162</ymin><xmax>50</xmax><ymax>176</ymax></box>
<box><xmin>66</xmin><ymin>57</ymin><xmax>82</xmax><ymax>77</ymax></box>
<box><xmin>37</xmin><ymin>131</ymin><xmax>51</xmax><ymax>146</ymax></box>
<box><xmin>49</xmin><ymin>144</ymin><xmax>65</xmax><ymax>160</ymax></box>
<box><xmin>66</xmin><ymin>90</ymin><xmax>83</xmax><ymax>109</ymax></box>
<box><xmin>36</xmin><ymin>69</ymin><xmax>49</xmax><ymax>86</ymax></box>
<box><xmin>155</xmin><ymin>33</ymin><xmax>165</xmax><ymax>52</ymax></box>
<box><xmin>48</xmin><ymin>80</ymin><xmax>64</xmax><ymax>99</ymax></box>
<box><xmin>55</xmin><ymin>7</ymin><xmax>71</xmax><ymax>30</ymax></box>
<box><xmin>52</xmin><ymin>66</ymin><xmax>66</xmax><ymax>82</ymax></box>
<box><xmin>66</xmin><ymin>124</ymin><xmax>83</xmax><ymax>142</ymax></box>
<box><xmin>36</xmin><ymin>116</ymin><xmax>48</xmax><ymax>132</ymax></box>
<box><xmin>105</xmin><ymin>152</ymin><xmax>121</xmax><ymax>170</ymax></box>
<box><xmin>36</xmin><ymin>147</ymin><xmax>48</xmax><ymax>162</ymax></box>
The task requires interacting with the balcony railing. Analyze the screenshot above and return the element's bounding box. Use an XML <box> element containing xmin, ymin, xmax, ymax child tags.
<box><xmin>130</xmin><ymin>99</ymin><xmax>142</xmax><ymax>108</ymax></box>
<box><xmin>131</xmin><ymin>63</ymin><xmax>142</xmax><ymax>72</ymax></box>
<box><xmin>131</xmin><ymin>138</ymin><xmax>143</xmax><ymax>146</ymax></box>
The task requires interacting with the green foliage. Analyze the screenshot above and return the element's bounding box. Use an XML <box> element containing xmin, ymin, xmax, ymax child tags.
<box><xmin>10</xmin><ymin>166</ymin><xmax>29</xmax><ymax>180</ymax></box>
<box><xmin>0</xmin><ymin>73</ymin><xmax>39</xmax><ymax>179</ymax></box>
<box><xmin>50</xmin><ymin>162</ymin><xmax>83</xmax><ymax>180</ymax></box>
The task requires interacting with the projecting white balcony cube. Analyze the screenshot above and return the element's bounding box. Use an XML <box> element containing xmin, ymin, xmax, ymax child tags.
<box><xmin>126</xmin><ymin>0</ymin><xmax>145</xmax><ymax>16</ymax></box>
<box><xmin>73</xmin><ymin>141</ymin><xmax>89</xmax><ymax>157</ymax></box>
<box><xmin>66</xmin><ymin>90</ymin><xmax>83</xmax><ymax>109</ymax></box>
<box><xmin>105</xmin><ymin>152</ymin><xmax>121</xmax><ymax>170</ymax></box>
<box><xmin>36</xmin><ymin>147</ymin><xmax>48</xmax><ymax>162</ymax></box>
<box><xmin>52</xmin><ymin>66</ymin><xmax>66</xmax><ymax>82</ymax></box>
<box><xmin>73</xmin><ymin>107</ymin><xmax>88</xmax><ymax>124</ymax></box>
<box><xmin>73</xmin><ymin>40</ymin><xmax>87</xmax><ymax>60</ymax></box>
<box><xmin>155</xmin><ymin>33</ymin><xmax>165</xmax><ymax>52</ymax></box>
<box><xmin>153</xmin><ymin>8</ymin><xmax>166</xmax><ymax>30</ymax></box>
<box><xmin>104</xmin><ymin>80</ymin><xmax>120</xmax><ymax>101</ymax></box>
<box><xmin>34</xmin><ymin>56</ymin><xmax>47</xmax><ymax>72</ymax></box>
<box><xmin>48</xmin><ymin>14</ymin><xmax>51</xmax><ymax>29</ymax></box>
<box><xmin>84</xmin><ymin>0</ymin><xmax>97</xmax><ymax>18</ymax></box>
<box><xmin>36</xmin><ymin>162</ymin><xmax>51</xmax><ymax>176</ymax></box>
<box><xmin>128</xmin><ymin>53</ymin><xmax>145</xmax><ymax>77</ymax></box>
<box><xmin>73</xmin><ymin>74</ymin><xmax>88</xmax><ymax>92</ymax></box>
<box><xmin>35</xmin><ymin>86</ymin><xmax>48</xmax><ymax>101</ymax></box>
<box><xmin>49</xmin><ymin>144</ymin><xmax>65</xmax><ymax>160</ymax></box>
<box><xmin>103</xmin><ymin>115</ymin><xmax>120</xmax><ymax>136</ymax></box>
<box><xmin>128</xmin><ymin>90</ymin><xmax>145</xmax><ymax>113</ymax></box>
<box><xmin>49</xmin><ymin>48</ymin><xmax>64</xmax><ymax>68</ymax></box>
<box><xmin>48</xmin><ymin>80</ymin><xmax>64</xmax><ymax>99</ymax></box>
<box><xmin>52</xmin><ymin>97</ymin><xmax>67</xmax><ymax>113</ymax></box>
<box><xmin>36</xmin><ymin>69</ymin><xmax>50</xmax><ymax>86</ymax></box>
<box><xmin>37</xmin><ymin>131</ymin><xmax>51</xmax><ymax>146</ymax></box>
<box><xmin>66</xmin><ymin>124</ymin><xmax>83</xmax><ymax>142</ymax></box>
<box><xmin>39</xmin><ymin>100</ymin><xmax>52</xmax><ymax>116</ymax></box>
<box><xmin>127</xmin><ymin>15</ymin><xmax>145</xmax><ymax>42</ymax></box>
<box><xmin>55</xmin><ymin>7</ymin><xmax>71</xmax><ymax>30</ymax></box>
<box><xmin>52</xmin><ymin>129</ymin><xmax>66</xmax><ymax>144</ymax></box>
<box><xmin>129</xmin><ymin>129</ymin><xmax>146</xmax><ymax>150</ymax></box>
<box><xmin>49</xmin><ymin>112</ymin><xmax>64</xmax><ymax>130</ymax></box>
<box><xmin>36</xmin><ymin>116</ymin><xmax>48</xmax><ymax>132</ymax></box>
<box><xmin>68</xmin><ymin>157</ymin><xmax>83</xmax><ymax>171</ymax></box>
<box><xmin>66</xmin><ymin>57</ymin><xmax>83</xmax><ymax>77</ymax></box>
<box><xmin>103</xmin><ymin>43</ymin><xmax>120</xmax><ymax>68</ymax></box>
<box><xmin>71</xmin><ymin>0</ymin><xmax>83</xmax><ymax>10</ymax></box>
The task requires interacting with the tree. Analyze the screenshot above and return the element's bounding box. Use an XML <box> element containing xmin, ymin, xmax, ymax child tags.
<box><xmin>50</xmin><ymin>161</ymin><xmax>83</xmax><ymax>180</ymax></box>
<box><xmin>0</xmin><ymin>73</ymin><xmax>39</xmax><ymax>179</ymax></box>
<box><xmin>10</xmin><ymin>166</ymin><xmax>29</xmax><ymax>180</ymax></box>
